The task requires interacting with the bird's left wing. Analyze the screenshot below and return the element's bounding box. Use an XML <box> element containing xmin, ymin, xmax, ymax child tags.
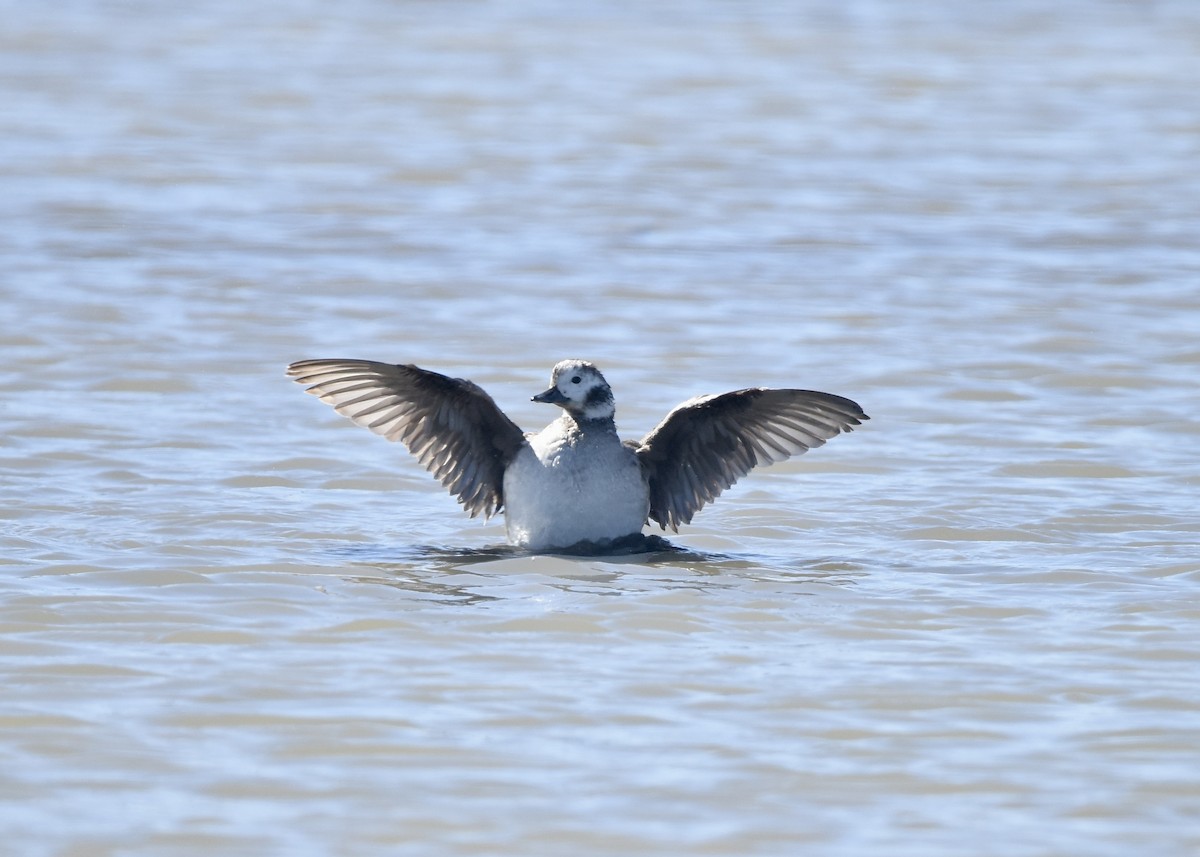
<box><xmin>286</xmin><ymin>359</ymin><xmax>527</xmax><ymax>519</ymax></box>
<box><xmin>633</xmin><ymin>388</ymin><xmax>868</xmax><ymax>532</ymax></box>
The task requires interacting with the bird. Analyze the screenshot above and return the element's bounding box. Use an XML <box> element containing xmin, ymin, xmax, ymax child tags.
<box><xmin>286</xmin><ymin>358</ymin><xmax>868</xmax><ymax>551</ymax></box>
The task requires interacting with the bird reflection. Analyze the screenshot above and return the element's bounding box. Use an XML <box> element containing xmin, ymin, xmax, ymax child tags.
<box><xmin>331</xmin><ymin>537</ymin><xmax>863</xmax><ymax>603</ymax></box>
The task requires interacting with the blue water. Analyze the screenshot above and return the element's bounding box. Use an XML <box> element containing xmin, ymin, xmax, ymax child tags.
<box><xmin>2</xmin><ymin>2</ymin><xmax>1199</xmax><ymax>855</ymax></box>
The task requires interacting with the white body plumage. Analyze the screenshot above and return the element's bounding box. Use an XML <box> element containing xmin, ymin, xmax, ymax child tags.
<box><xmin>503</xmin><ymin>415</ymin><xmax>649</xmax><ymax>550</ymax></box>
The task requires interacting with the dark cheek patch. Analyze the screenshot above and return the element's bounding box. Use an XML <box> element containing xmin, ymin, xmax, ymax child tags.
<box><xmin>585</xmin><ymin>386</ymin><xmax>612</xmax><ymax>407</ymax></box>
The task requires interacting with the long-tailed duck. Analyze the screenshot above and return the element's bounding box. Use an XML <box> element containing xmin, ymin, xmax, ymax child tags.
<box><xmin>286</xmin><ymin>359</ymin><xmax>867</xmax><ymax>550</ymax></box>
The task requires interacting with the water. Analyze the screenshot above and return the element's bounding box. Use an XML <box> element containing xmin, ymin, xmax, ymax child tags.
<box><xmin>3</xmin><ymin>1</ymin><xmax>1199</xmax><ymax>854</ymax></box>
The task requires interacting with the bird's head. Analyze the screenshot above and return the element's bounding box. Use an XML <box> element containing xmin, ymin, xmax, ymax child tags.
<box><xmin>532</xmin><ymin>359</ymin><xmax>615</xmax><ymax>422</ymax></box>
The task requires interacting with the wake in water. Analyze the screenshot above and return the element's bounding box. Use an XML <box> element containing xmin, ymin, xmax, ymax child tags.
<box><xmin>330</xmin><ymin>532</ymin><xmax>718</xmax><ymax>568</ymax></box>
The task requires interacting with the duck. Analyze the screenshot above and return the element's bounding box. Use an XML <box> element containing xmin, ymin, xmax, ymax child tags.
<box><xmin>286</xmin><ymin>358</ymin><xmax>867</xmax><ymax>551</ymax></box>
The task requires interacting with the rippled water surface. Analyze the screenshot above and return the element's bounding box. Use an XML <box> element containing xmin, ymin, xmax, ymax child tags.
<box><xmin>3</xmin><ymin>1</ymin><xmax>1199</xmax><ymax>854</ymax></box>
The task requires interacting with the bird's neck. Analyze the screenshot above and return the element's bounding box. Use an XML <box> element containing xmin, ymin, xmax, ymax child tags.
<box><xmin>561</xmin><ymin>411</ymin><xmax>616</xmax><ymax>434</ymax></box>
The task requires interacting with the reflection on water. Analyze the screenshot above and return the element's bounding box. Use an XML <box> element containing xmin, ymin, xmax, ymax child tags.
<box><xmin>339</xmin><ymin>539</ymin><xmax>868</xmax><ymax>604</ymax></box>
<box><xmin>337</xmin><ymin>533</ymin><xmax>692</xmax><ymax>564</ymax></box>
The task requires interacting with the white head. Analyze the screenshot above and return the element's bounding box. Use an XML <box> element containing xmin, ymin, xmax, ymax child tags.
<box><xmin>532</xmin><ymin>359</ymin><xmax>615</xmax><ymax>422</ymax></box>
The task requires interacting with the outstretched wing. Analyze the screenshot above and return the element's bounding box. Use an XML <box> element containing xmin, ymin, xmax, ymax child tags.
<box><xmin>286</xmin><ymin>359</ymin><xmax>527</xmax><ymax>519</ymax></box>
<box><xmin>633</xmin><ymin>388</ymin><xmax>868</xmax><ymax>532</ymax></box>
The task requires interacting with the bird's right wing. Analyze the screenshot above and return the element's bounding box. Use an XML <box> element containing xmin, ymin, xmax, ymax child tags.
<box><xmin>633</xmin><ymin>388</ymin><xmax>868</xmax><ymax>531</ymax></box>
<box><xmin>286</xmin><ymin>359</ymin><xmax>527</xmax><ymax>519</ymax></box>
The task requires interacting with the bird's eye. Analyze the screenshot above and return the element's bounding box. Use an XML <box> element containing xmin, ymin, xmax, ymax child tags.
<box><xmin>571</xmin><ymin>376</ymin><xmax>581</xmax><ymax>384</ymax></box>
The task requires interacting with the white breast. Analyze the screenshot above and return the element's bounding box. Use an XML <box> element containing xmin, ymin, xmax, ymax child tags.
<box><xmin>502</xmin><ymin>418</ymin><xmax>649</xmax><ymax>550</ymax></box>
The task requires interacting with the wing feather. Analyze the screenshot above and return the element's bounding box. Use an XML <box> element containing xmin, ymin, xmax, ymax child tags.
<box><xmin>635</xmin><ymin>388</ymin><xmax>868</xmax><ymax>531</ymax></box>
<box><xmin>286</xmin><ymin>359</ymin><xmax>527</xmax><ymax>519</ymax></box>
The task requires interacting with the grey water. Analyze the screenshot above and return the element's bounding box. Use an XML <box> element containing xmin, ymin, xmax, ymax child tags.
<box><xmin>2</xmin><ymin>1</ymin><xmax>1199</xmax><ymax>855</ymax></box>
